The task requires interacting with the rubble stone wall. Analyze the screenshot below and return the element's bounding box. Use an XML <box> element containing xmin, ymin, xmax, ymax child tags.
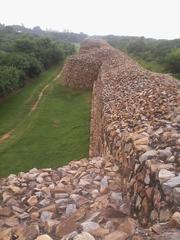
<box><xmin>62</xmin><ymin>39</ymin><xmax>180</xmax><ymax>226</ymax></box>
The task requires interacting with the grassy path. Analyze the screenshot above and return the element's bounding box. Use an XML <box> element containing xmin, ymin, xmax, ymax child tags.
<box><xmin>0</xmin><ymin>65</ymin><xmax>91</xmax><ymax>176</ymax></box>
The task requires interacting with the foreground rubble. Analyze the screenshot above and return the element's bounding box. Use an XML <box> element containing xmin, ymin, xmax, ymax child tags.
<box><xmin>0</xmin><ymin>157</ymin><xmax>179</xmax><ymax>240</ymax></box>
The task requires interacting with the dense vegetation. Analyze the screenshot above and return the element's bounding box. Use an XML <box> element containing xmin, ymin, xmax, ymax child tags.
<box><xmin>0</xmin><ymin>24</ymin><xmax>87</xmax><ymax>43</ymax></box>
<box><xmin>0</xmin><ymin>26</ymin><xmax>75</xmax><ymax>97</ymax></box>
<box><xmin>103</xmin><ymin>35</ymin><xmax>180</xmax><ymax>79</ymax></box>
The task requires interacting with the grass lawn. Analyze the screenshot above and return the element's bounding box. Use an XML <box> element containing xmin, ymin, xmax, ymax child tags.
<box><xmin>0</xmin><ymin>65</ymin><xmax>91</xmax><ymax>177</ymax></box>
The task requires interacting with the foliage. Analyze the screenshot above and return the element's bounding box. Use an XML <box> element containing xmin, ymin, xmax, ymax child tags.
<box><xmin>0</xmin><ymin>26</ymin><xmax>76</xmax><ymax>97</ymax></box>
<box><xmin>0</xmin><ymin>66</ymin><xmax>20</xmax><ymax>96</ymax></box>
<box><xmin>0</xmin><ymin>24</ymin><xmax>87</xmax><ymax>43</ymax></box>
<box><xmin>166</xmin><ymin>48</ymin><xmax>180</xmax><ymax>73</ymax></box>
<box><xmin>104</xmin><ymin>35</ymin><xmax>180</xmax><ymax>78</ymax></box>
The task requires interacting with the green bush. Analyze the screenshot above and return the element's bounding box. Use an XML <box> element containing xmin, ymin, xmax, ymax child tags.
<box><xmin>105</xmin><ymin>36</ymin><xmax>180</xmax><ymax>78</ymax></box>
<box><xmin>166</xmin><ymin>48</ymin><xmax>180</xmax><ymax>73</ymax></box>
<box><xmin>14</xmin><ymin>38</ymin><xmax>36</xmax><ymax>53</ymax></box>
<box><xmin>0</xmin><ymin>66</ymin><xmax>20</xmax><ymax>96</ymax></box>
<box><xmin>35</xmin><ymin>38</ymin><xmax>65</xmax><ymax>69</ymax></box>
<box><xmin>0</xmin><ymin>27</ymin><xmax>76</xmax><ymax>97</ymax></box>
<box><xmin>0</xmin><ymin>52</ymin><xmax>43</xmax><ymax>81</ymax></box>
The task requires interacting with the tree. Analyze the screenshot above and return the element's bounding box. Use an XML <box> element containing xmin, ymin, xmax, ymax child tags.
<box><xmin>14</xmin><ymin>38</ymin><xmax>36</xmax><ymax>53</ymax></box>
<box><xmin>63</xmin><ymin>42</ymin><xmax>76</xmax><ymax>56</ymax></box>
<box><xmin>0</xmin><ymin>66</ymin><xmax>20</xmax><ymax>96</ymax></box>
<box><xmin>0</xmin><ymin>24</ymin><xmax>77</xmax><ymax>97</ymax></box>
<box><xmin>0</xmin><ymin>52</ymin><xmax>42</xmax><ymax>79</ymax></box>
<box><xmin>166</xmin><ymin>48</ymin><xmax>180</xmax><ymax>73</ymax></box>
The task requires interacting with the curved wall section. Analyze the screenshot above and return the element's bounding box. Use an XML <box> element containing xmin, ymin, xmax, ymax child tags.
<box><xmin>62</xmin><ymin>39</ymin><xmax>180</xmax><ymax>226</ymax></box>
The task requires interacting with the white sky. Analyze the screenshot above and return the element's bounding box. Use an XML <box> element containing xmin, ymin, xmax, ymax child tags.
<box><xmin>0</xmin><ymin>0</ymin><xmax>180</xmax><ymax>39</ymax></box>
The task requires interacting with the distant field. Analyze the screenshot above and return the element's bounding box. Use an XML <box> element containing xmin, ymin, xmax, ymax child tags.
<box><xmin>0</xmin><ymin>65</ymin><xmax>91</xmax><ymax>176</ymax></box>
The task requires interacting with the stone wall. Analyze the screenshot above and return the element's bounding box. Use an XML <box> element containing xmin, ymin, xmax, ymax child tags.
<box><xmin>62</xmin><ymin>39</ymin><xmax>180</xmax><ymax>226</ymax></box>
<box><xmin>62</xmin><ymin>39</ymin><xmax>114</xmax><ymax>89</ymax></box>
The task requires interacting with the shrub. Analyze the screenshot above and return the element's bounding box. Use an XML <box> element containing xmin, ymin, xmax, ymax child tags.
<box><xmin>0</xmin><ymin>66</ymin><xmax>20</xmax><ymax>96</ymax></box>
<box><xmin>166</xmin><ymin>48</ymin><xmax>180</xmax><ymax>73</ymax></box>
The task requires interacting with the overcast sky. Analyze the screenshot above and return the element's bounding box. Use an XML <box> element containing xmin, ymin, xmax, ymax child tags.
<box><xmin>0</xmin><ymin>0</ymin><xmax>180</xmax><ymax>39</ymax></box>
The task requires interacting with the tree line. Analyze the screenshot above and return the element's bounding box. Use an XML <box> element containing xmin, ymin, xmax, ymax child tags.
<box><xmin>1</xmin><ymin>24</ymin><xmax>179</xmax><ymax>98</ymax></box>
<box><xmin>0</xmin><ymin>26</ymin><xmax>75</xmax><ymax>97</ymax></box>
<box><xmin>0</xmin><ymin>24</ymin><xmax>87</xmax><ymax>43</ymax></box>
<box><xmin>103</xmin><ymin>35</ymin><xmax>180</xmax><ymax>79</ymax></box>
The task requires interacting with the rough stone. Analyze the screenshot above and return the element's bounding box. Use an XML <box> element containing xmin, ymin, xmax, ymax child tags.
<box><xmin>5</xmin><ymin>216</ymin><xmax>19</xmax><ymax>227</ymax></box>
<box><xmin>91</xmin><ymin>189</ymin><xmax>99</xmax><ymax>198</ymax></box>
<box><xmin>159</xmin><ymin>208</ymin><xmax>171</xmax><ymax>222</ymax></box>
<box><xmin>74</xmin><ymin>232</ymin><xmax>95</xmax><ymax>240</ymax></box>
<box><xmin>40</xmin><ymin>211</ymin><xmax>53</xmax><ymax>222</ymax></box>
<box><xmin>0</xmin><ymin>207</ymin><xmax>11</xmax><ymax>216</ymax></box>
<box><xmin>139</xmin><ymin>150</ymin><xmax>157</xmax><ymax>163</ymax></box>
<box><xmin>118</xmin><ymin>217</ymin><xmax>136</xmax><ymax>236</ymax></box>
<box><xmin>158</xmin><ymin>169</ymin><xmax>175</xmax><ymax>183</ymax></box>
<box><xmin>45</xmin><ymin>219</ymin><xmax>59</xmax><ymax>233</ymax></box>
<box><xmin>162</xmin><ymin>175</ymin><xmax>180</xmax><ymax>195</ymax></box>
<box><xmin>55</xmin><ymin>217</ymin><xmax>77</xmax><ymax>238</ymax></box>
<box><xmin>9</xmin><ymin>185</ymin><xmax>22</xmax><ymax>194</ymax></box>
<box><xmin>14</xmin><ymin>223</ymin><xmax>40</xmax><ymax>240</ymax></box>
<box><xmin>81</xmin><ymin>221</ymin><xmax>100</xmax><ymax>233</ymax></box>
<box><xmin>110</xmin><ymin>192</ymin><xmax>123</xmax><ymax>202</ymax></box>
<box><xmin>158</xmin><ymin>147</ymin><xmax>172</xmax><ymax>161</ymax></box>
<box><xmin>65</xmin><ymin>203</ymin><xmax>77</xmax><ymax>216</ymax></box>
<box><xmin>90</xmin><ymin>227</ymin><xmax>109</xmax><ymax>238</ymax></box>
<box><xmin>171</xmin><ymin>212</ymin><xmax>180</xmax><ymax>227</ymax></box>
<box><xmin>35</xmin><ymin>235</ymin><xmax>53</xmax><ymax>240</ymax></box>
<box><xmin>150</xmin><ymin>223</ymin><xmax>162</xmax><ymax>234</ymax></box>
<box><xmin>173</xmin><ymin>188</ymin><xmax>180</xmax><ymax>206</ymax></box>
<box><xmin>104</xmin><ymin>230</ymin><xmax>128</xmax><ymax>240</ymax></box>
<box><xmin>27</xmin><ymin>196</ymin><xmax>38</xmax><ymax>206</ymax></box>
<box><xmin>0</xmin><ymin>228</ymin><xmax>12</xmax><ymax>240</ymax></box>
<box><xmin>153</xmin><ymin>231</ymin><xmax>180</xmax><ymax>240</ymax></box>
<box><xmin>100</xmin><ymin>176</ymin><xmax>108</xmax><ymax>194</ymax></box>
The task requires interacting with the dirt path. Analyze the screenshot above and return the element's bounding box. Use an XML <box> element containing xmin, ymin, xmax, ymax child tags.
<box><xmin>31</xmin><ymin>83</ymin><xmax>50</xmax><ymax>112</ymax></box>
<box><xmin>0</xmin><ymin>70</ymin><xmax>62</xmax><ymax>144</ymax></box>
<box><xmin>31</xmin><ymin>70</ymin><xmax>62</xmax><ymax>112</ymax></box>
<box><xmin>0</xmin><ymin>129</ymin><xmax>15</xmax><ymax>144</ymax></box>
